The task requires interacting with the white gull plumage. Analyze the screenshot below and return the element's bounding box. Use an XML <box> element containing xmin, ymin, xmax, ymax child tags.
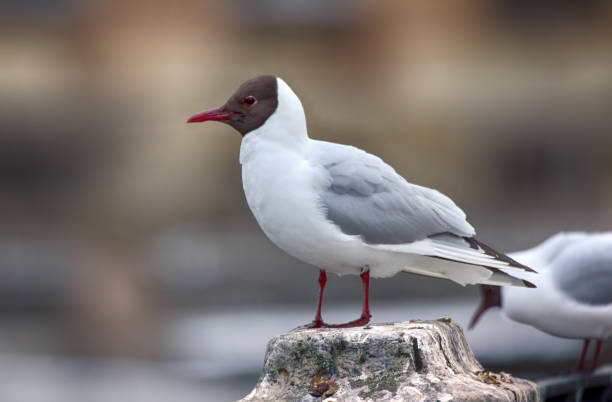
<box><xmin>502</xmin><ymin>232</ymin><xmax>612</xmax><ymax>340</ymax></box>
<box><xmin>240</xmin><ymin>78</ymin><xmax>529</xmax><ymax>284</ymax></box>
<box><xmin>471</xmin><ymin>232</ymin><xmax>612</xmax><ymax>370</ymax></box>
<box><xmin>189</xmin><ymin>75</ymin><xmax>534</xmax><ymax>327</ymax></box>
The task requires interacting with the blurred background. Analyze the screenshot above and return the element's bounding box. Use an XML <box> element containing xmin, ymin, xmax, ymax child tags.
<box><xmin>1</xmin><ymin>0</ymin><xmax>612</xmax><ymax>400</ymax></box>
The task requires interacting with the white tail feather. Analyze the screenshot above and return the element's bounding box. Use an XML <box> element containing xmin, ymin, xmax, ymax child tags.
<box><xmin>370</xmin><ymin>238</ymin><xmax>534</xmax><ymax>287</ymax></box>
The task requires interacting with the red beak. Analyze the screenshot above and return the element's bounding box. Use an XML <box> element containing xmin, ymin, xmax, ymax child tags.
<box><xmin>187</xmin><ymin>108</ymin><xmax>230</xmax><ymax>123</ymax></box>
<box><xmin>469</xmin><ymin>302</ymin><xmax>489</xmax><ymax>329</ymax></box>
<box><xmin>469</xmin><ymin>285</ymin><xmax>502</xmax><ymax>329</ymax></box>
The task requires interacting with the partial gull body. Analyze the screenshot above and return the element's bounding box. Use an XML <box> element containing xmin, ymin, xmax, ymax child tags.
<box><xmin>471</xmin><ymin>232</ymin><xmax>612</xmax><ymax>371</ymax></box>
<box><xmin>188</xmin><ymin>75</ymin><xmax>535</xmax><ymax>328</ymax></box>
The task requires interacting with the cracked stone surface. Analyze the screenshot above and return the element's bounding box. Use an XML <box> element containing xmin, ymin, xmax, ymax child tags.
<box><xmin>239</xmin><ymin>319</ymin><xmax>538</xmax><ymax>401</ymax></box>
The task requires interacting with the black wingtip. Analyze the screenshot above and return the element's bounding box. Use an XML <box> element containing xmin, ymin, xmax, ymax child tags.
<box><xmin>465</xmin><ymin>237</ymin><xmax>537</xmax><ymax>273</ymax></box>
<box><xmin>523</xmin><ymin>279</ymin><xmax>537</xmax><ymax>288</ymax></box>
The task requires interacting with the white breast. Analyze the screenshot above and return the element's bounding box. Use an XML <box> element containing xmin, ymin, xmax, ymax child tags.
<box><xmin>240</xmin><ymin>135</ymin><xmax>366</xmax><ymax>275</ymax></box>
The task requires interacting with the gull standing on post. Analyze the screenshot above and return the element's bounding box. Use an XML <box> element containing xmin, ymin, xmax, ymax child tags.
<box><xmin>470</xmin><ymin>232</ymin><xmax>612</xmax><ymax>371</ymax></box>
<box><xmin>187</xmin><ymin>75</ymin><xmax>535</xmax><ymax>328</ymax></box>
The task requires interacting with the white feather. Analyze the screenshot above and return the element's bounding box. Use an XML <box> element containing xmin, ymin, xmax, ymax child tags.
<box><xmin>239</xmin><ymin>77</ymin><xmax>531</xmax><ymax>288</ymax></box>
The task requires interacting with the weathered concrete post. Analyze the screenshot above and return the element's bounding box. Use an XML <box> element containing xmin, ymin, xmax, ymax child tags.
<box><xmin>240</xmin><ymin>319</ymin><xmax>538</xmax><ymax>401</ymax></box>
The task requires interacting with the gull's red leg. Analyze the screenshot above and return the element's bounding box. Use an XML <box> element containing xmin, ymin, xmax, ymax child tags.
<box><xmin>294</xmin><ymin>268</ymin><xmax>372</xmax><ymax>330</ymax></box>
<box><xmin>577</xmin><ymin>339</ymin><xmax>591</xmax><ymax>372</ymax></box>
<box><xmin>328</xmin><ymin>268</ymin><xmax>372</xmax><ymax>328</ymax></box>
<box><xmin>293</xmin><ymin>269</ymin><xmax>329</xmax><ymax>330</ymax></box>
<box><xmin>312</xmin><ymin>269</ymin><xmax>327</xmax><ymax>326</ymax></box>
<box><xmin>360</xmin><ymin>268</ymin><xmax>372</xmax><ymax>321</ymax></box>
<box><xmin>590</xmin><ymin>339</ymin><xmax>603</xmax><ymax>372</ymax></box>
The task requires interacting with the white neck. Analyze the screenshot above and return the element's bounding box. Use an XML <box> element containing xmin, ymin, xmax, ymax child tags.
<box><xmin>239</xmin><ymin>78</ymin><xmax>308</xmax><ymax>164</ymax></box>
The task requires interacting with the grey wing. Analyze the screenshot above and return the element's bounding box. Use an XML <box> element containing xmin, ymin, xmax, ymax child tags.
<box><xmin>317</xmin><ymin>146</ymin><xmax>475</xmax><ymax>245</ymax></box>
<box><xmin>554</xmin><ymin>236</ymin><xmax>612</xmax><ymax>305</ymax></box>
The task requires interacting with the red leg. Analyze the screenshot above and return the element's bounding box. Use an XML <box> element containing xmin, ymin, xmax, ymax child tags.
<box><xmin>577</xmin><ymin>339</ymin><xmax>591</xmax><ymax>372</ymax></box>
<box><xmin>295</xmin><ymin>270</ymin><xmax>328</xmax><ymax>329</ymax></box>
<box><xmin>328</xmin><ymin>269</ymin><xmax>372</xmax><ymax>328</ymax></box>
<box><xmin>360</xmin><ymin>269</ymin><xmax>372</xmax><ymax>320</ymax></box>
<box><xmin>591</xmin><ymin>340</ymin><xmax>603</xmax><ymax>372</ymax></box>
<box><xmin>313</xmin><ymin>269</ymin><xmax>327</xmax><ymax>325</ymax></box>
<box><xmin>294</xmin><ymin>268</ymin><xmax>372</xmax><ymax>330</ymax></box>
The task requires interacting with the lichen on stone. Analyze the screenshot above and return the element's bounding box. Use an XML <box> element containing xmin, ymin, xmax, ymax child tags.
<box><xmin>240</xmin><ymin>320</ymin><xmax>539</xmax><ymax>402</ymax></box>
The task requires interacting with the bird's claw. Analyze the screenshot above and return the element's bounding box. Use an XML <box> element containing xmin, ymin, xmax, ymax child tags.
<box><xmin>292</xmin><ymin>320</ymin><xmax>329</xmax><ymax>331</ymax></box>
<box><xmin>326</xmin><ymin>314</ymin><xmax>371</xmax><ymax>328</ymax></box>
<box><xmin>293</xmin><ymin>315</ymin><xmax>371</xmax><ymax>331</ymax></box>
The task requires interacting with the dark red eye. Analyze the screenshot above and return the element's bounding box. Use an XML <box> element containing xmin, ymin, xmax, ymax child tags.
<box><xmin>242</xmin><ymin>96</ymin><xmax>256</xmax><ymax>105</ymax></box>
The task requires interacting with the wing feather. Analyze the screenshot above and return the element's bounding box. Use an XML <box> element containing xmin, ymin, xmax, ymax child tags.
<box><xmin>315</xmin><ymin>144</ymin><xmax>474</xmax><ymax>244</ymax></box>
<box><xmin>310</xmin><ymin>142</ymin><xmax>534</xmax><ymax>277</ymax></box>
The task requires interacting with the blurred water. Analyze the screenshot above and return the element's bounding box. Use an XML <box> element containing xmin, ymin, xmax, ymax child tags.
<box><xmin>0</xmin><ymin>299</ymin><xmax>594</xmax><ymax>402</ymax></box>
<box><xmin>167</xmin><ymin>300</ymin><xmax>584</xmax><ymax>379</ymax></box>
<box><xmin>1</xmin><ymin>298</ymin><xmax>607</xmax><ymax>401</ymax></box>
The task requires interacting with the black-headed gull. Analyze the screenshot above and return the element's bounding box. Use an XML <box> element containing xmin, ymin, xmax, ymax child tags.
<box><xmin>188</xmin><ymin>75</ymin><xmax>535</xmax><ymax>328</ymax></box>
<box><xmin>470</xmin><ymin>232</ymin><xmax>612</xmax><ymax>371</ymax></box>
